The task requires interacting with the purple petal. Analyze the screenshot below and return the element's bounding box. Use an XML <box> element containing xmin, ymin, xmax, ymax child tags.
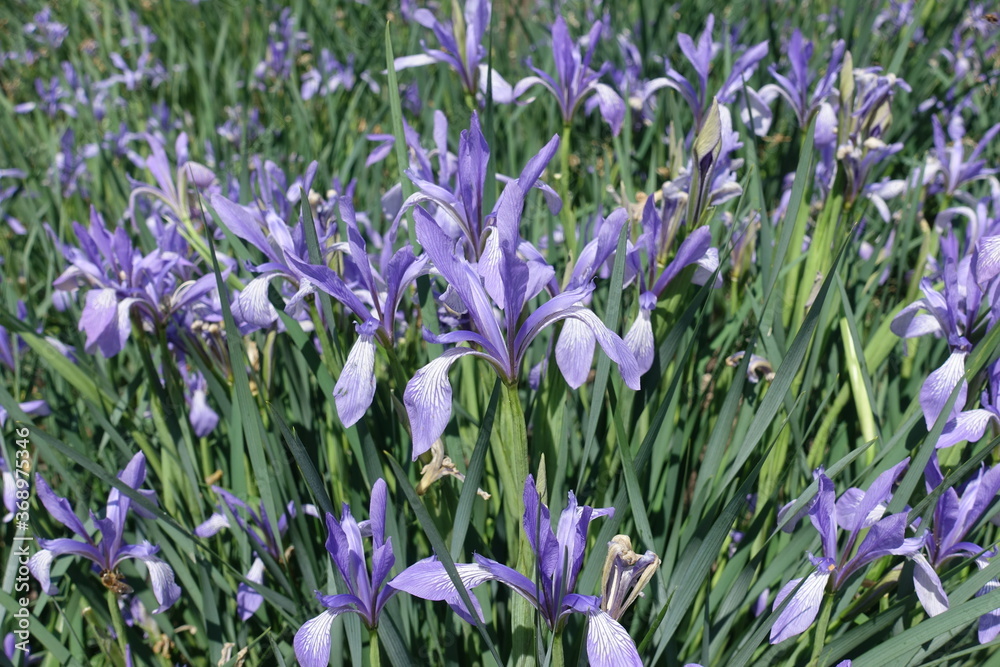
<box><xmin>34</xmin><ymin>473</ymin><xmax>89</xmax><ymax>539</ymax></box>
<box><xmin>80</xmin><ymin>288</ymin><xmax>128</xmax><ymax>356</ymax></box>
<box><xmin>913</xmin><ymin>554</ymin><xmax>949</xmax><ymax>617</ymax></box>
<box><xmin>920</xmin><ymin>351</ymin><xmax>969</xmax><ymax>430</ymax></box>
<box><xmin>583</xmin><ymin>605</ymin><xmax>642</xmax><ymax>667</ymax></box>
<box><xmin>194</xmin><ymin>513</ymin><xmax>230</xmax><ymax>538</ymax></box>
<box><xmin>769</xmin><ymin>570</ymin><xmax>830</xmax><ymax>644</ymax></box>
<box><xmin>334</xmin><ymin>327</ymin><xmax>378</xmax><ymax>427</ymax></box>
<box><xmin>237</xmin><ymin>557</ymin><xmax>266</xmax><ymax>620</ymax></box>
<box><xmin>189</xmin><ymin>389</ymin><xmax>219</xmax><ymax>437</ymax></box>
<box><xmin>115</xmin><ymin>542</ymin><xmax>182</xmax><ymax>612</ymax></box>
<box><xmin>389</xmin><ymin>556</ymin><xmax>495</xmax><ymax>603</ymax></box>
<box><xmin>937</xmin><ymin>409</ymin><xmax>998</xmax><ymax>449</ymax></box>
<box><xmin>294</xmin><ymin>610</ymin><xmax>339</xmax><ymax>667</ymax></box>
<box><xmin>976</xmin><ymin>235</ymin><xmax>1000</xmax><ymax>286</ymax></box>
<box><xmin>29</xmin><ymin>540</ymin><xmax>104</xmax><ymax>594</ymax></box>
<box><xmin>555</xmin><ymin>317</ymin><xmax>597</xmax><ymax>389</ymax></box>
<box><xmin>237</xmin><ymin>274</ymin><xmax>280</xmax><ymax>330</ymax></box>
<box><xmin>591</xmin><ymin>83</ymin><xmax>626</xmax><ymax>136</ymax></box>
<box><xmin>404</xmin><ymin>347</ymin><xmax>485</xmax><ymax>459</ymax></box>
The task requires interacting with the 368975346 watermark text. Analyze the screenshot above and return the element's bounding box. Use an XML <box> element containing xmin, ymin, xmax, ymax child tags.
<box><xmin>7</xmin><ymin>425</ymin><xmax>33</xmax><ymax>655</ymax></box>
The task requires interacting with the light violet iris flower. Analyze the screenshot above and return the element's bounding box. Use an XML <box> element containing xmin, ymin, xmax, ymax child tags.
<box><xmin>391</xmin><ymin>475</ymin><xmax>643</xmax><ymax>667</ymax></box>
<box><xmin>294</xmin><ymin>479</ymin><xmax>397</xmax><ymax>667</ymax></box>
<box><xmin>393</xmin><ymin>0</ymin><xmax>494</xmax><ymax>100</ymax></box>
<box><xmin>645</xmin><ymin>14</ymin><xmax>768</xmax><ymax>131</ymax></box>
<box><xmin>770</xmin><ymin>460</ymin><xmax>922</xmax><ymax>644</ymax></box>
<box><xmin>912</xmin><ymin>456</ymin><xmax>1000</xmax><ymax>643</ymax></box>
<box><xmin>509</xmin><ymin>16</ymin><xmax>626</xmax><ymax>135</ymax></box>
<box><xmin>194</xmin><ymin>487</ymin><xmax>319</xmax><ymax>620</ymax></box>
<box><xmin>28</xmin><ymin>452</ymin><xmax>182</xmax><ymax>613</ymax></box>
<box><xmin>404</xmin><ymin>180</ymin><xmax>641</xmax><ymax>458</ymax></box>
<box><xmin>286</xmin><ymin>198</ymin><xmax>428</xmax><ymax>426</ymax></box>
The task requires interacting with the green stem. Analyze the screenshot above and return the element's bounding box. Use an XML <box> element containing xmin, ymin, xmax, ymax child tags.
<box><xmin>370</xmin><ymin>628</ymin><xmax>381</xmax><ymax>667</ymax></box>
<box><xmin>809</xmin><ymin>593</ymin><xmax>834</xmax><ymax>666</ymax></box>
<box><xmin>492</xmin><ymin>382</ymin><xmax>534</xmax><ymax>667</ymax></box>
<box><xmin>559</xmin><ymin>122</ymin><xmax>576</xmax><ymax>261</ymax></box>
<box><xmin>108</xmin><ymin>590</ymin><xmax>128</xmax><ymax>665</ymax></box>
<box><xmin>550</xmin><ymin>629</ymin><xmax>564</xmax><ymax>667</ymax></box>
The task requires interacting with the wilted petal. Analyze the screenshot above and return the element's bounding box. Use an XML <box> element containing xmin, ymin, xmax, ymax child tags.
<box><xmin>237</xmin><ymin>557</ymin><xmax>266</xmax><ymax>620</ymax></box>
<box><xmin>334</xmin><ymin>324</ymin><xmax>378</xmax><ymax>427</ymax></box>
<box><xmin>913</xmin><ymin>554</ymin><xmax>949</xmax><ymax>617</ymax></box>
<box><xmin>404</xmin><ymin>347</ymin><xmax>485</xmax><ymax>459</ymax></box>
<box><xmin>920</xmin><ymin>352</ymin><xmax>968</xmax><ymax>430</ymax></box>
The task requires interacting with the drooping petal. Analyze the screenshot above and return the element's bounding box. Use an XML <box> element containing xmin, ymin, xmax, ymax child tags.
<box><xmin>583</xmin><ymin>604</ymin><xmax>642</xmax><ymax>667</ymax></box>
<box><xmin>189</xmin><ymin>388</ymin><xmax>219</xmax><ymax>437</ymax></box>
<box><xmin>29</xmin><ymin>539</ymin><xmax>105</xmax><ymax>594</ymax></box>
<box><xmin>236</xmin><ymin>274</ymin><xmax>280</xmax><ymax>330</ymax></box>
<box><xmin>237</xmin><ymin>557</ymin><xmax>266</xmax><ymax>620</ymax></box>
<box><xmin>294</xmin><ymin>610</ymin><xmax>339</xmax><ymax>667</ymax></box>
<box><xmin>555</xmin><ymin>316</ymin><xmax>597</xmax><ymax>389</ymax></box>
<box><xmin>769</xmin><ymin>569</ymin><xmax>831</xmax><ymax>644</ymax></box>
<box><xmin>913</xmin><ymin>554</ymin><xmax>949</xmax><ymax>617</ymax></box>
<box><xmin>920</xmin><ymin>351</ymin><xmax>969</xmax><ymax>430</ymax></box>
<box><xmin>115</xmin><ymin>542</ymin><xmax>182</xmax><ymax>613</ymax></box>
<box><xmin>334</xmin><ymin>324</ymin><xmax>378</xmax><ymax>427</ymax></box>
<box><xmin>80</xmin><ymin>288</ymin><xmax>123</xmax><ymax>356</ymax></box>
<box><xmin>404</xmin><ymin>347</ymin><xmax>487</xmax><ymax>459</ymax></box>
<box><xmin>937</xmin><ymin>409</ymin><xmax>998</xmax><ymax>449</ymax></box>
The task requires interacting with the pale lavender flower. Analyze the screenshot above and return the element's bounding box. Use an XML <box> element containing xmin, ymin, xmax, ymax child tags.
<box><xmin>52</xmin><ymin>129</ymin><xmax>98</xmax><ymax>198</ymax></box>
<box><xmin>252</xmin><ymin>8</ymin><xmax>310</xmax><ymax>88</ymax></box>
<box><xmin>891</xmin><ymin>232</ymin><xmax>985</xmax><ymax>432</ymax></box>
<box><xmin>301</xmin><ymin>50</ymin><xmax>355</xmax><ymax>99</ymax></box>
<box><xmin>392</xmin><ymin>475</ymin><xmax>642</xmax><ymax>666</ymax></box>
<box><xmin>645</xmin><ymin>14</ymin><xmax>768</xmax><ymax>131</ymax></box>
<box><xmin>294</xmin><ymin>479</ymin><xmax>396</xmax><ymax>667</ymax></box>
<box><xmin>403</xmin><ymin>175</ymin><xmax>641</xmax><ymax>457</ymax></box>
<box><xmin>745</xmin><ymin>30</ymin><xmax>845</xmax><ymax>133</ymax></box>
<box><xmin>24</xmin><ymin>9</ymin><xmax>68</xmax><ymax>48</ymax></box>
<box><xmin>285</xmin><ymin>198</ymin><xmax>428</xmax><ymax>426</ymax></box>
<box><xmin>195</xmin><ymin>487</ymin><xmax>318</xmax><ymax>620</ymax></box>
<box><xmin>28</xmin><ymin>452</ymin><xmax>181</xmax><ymax>613</ymax></box>
<box><xmin>394</xmin><ymin>0</ymin><xmax>493</xmax><ymax>100</ymax></box>
<box><xmin>0</xmin><ymin>399</ymin><xmax>50</xmax><ymax>429</ymax></box>
<box><xmin>13</xmin><ymin>77</ymin><xmax>77</xmax><ymax>118</ymax></box>
<box><xmin>1</xmin><ymin>456</ymin><xmax>16</xmax><ymax>523</ymax></box>
<box><xmin>770</xmin><ymin>460</ymin><xmax>922</xmax><ymax>643</ymax></box>
<box><xmin>511</xmin><ymin>16</ymin><xmax>626</xmax><ymax>135</ymax></box>
<box><xmin>912</xmin><ymin>455</ymin><xmax>1000</xmax><ymax>643</ymax></box>
<box><xmin>924</xmin><ymin>114</ymin><xmax>1000</xmax><ymax>197</ymax></box>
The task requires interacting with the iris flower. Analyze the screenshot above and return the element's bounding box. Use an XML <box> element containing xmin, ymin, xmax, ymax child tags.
<box><xmin>912</xmin><ymin>455</ymin><xmax>1000</xmax><ymax>643</ymax></box>
<box><xmin>391</xmin><ymin>475</ymin><xmax>643</xmax><ymax>666</ymax></box>
<box><xmin>194</xmin><ymin>487</ymin><xmax>319</xmax><ymax>620</ymax></box>
<box><xmin>28</xmin><ymin>452</ymin><xmax>182</xmax><ymax>613</ymax></box>
<box><xmin>404</xmin><ymin>180</ymin><xmax>641</xmax><ymax>457</ymax></box>
<box><xmin>286</xmin><ymin>197</ymin><xmax>428</xmax><ymax>426</ymax></box>
<box><xmin>770</xmin><ymin>460</ymin><xmax>922</xmax><ymax>643</ymax></box>
<box><xmin>511</xmin><ymin>16</ymin><xmax>626</xmax><ymax>135</ymax></box>
<box><xmin>294</xmin><ymin>479</ymin><xmax>397</xmax><ymax>667</ymax></box>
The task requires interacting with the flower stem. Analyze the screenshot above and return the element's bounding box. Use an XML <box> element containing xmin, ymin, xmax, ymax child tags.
<box><xmin>370</xmin><ymin>627</ymin><xmax>381</xmax><ymax>667</ymax></box>
<box><xmin>559</xmin><ymin>121</ymin><xmax>576</xmax><ymax>262</ymax></box>
<box><xmin>809</xmin><ymin>593</ymin><xmax>834</xmax><ymax>666</ymax></box>
<box><xmin>550</xmin><ymin>629</ymin><xmax>565</xmax><ymax>667</ymax></box>
<box><xmin>493</xmin><ymin>382</ymin><xmax>534</xmax><ymax>667</ymax></box>
<box><xmin>107</xmin><ymin>590</ymin><xmax>128</xmax><ymax>665</ymax></box>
